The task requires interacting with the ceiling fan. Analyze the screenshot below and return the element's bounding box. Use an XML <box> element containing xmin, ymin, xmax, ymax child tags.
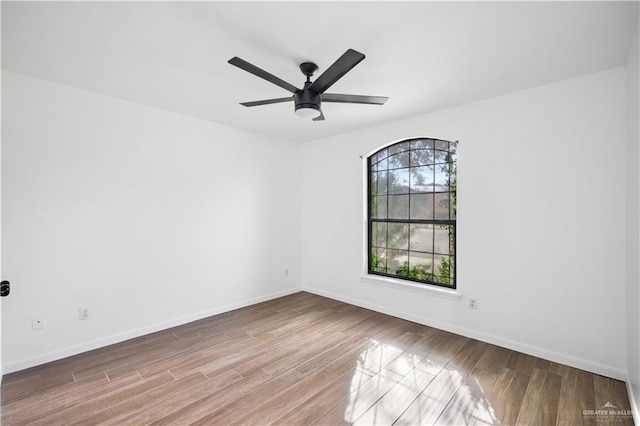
<box><xmin>228</xmin><ymin>49</ymin><xmax>388</xmax><ymax>121</ymax></box>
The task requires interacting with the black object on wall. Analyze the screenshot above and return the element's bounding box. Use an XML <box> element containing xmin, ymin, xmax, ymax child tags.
<box><xmin>1</xmin><ymin>280</ymin><xmax>10</xmax><ymax>297</ymax></box>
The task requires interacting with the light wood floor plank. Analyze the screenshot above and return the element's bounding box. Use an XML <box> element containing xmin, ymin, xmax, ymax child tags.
<box><xmin>2</xmin><ymin>372</ymin><xmax>140</xmax><ymax>425</ymax></box>
<box><xmin>68</xmin><ymin>371</ymin><xmax>207</xmax><ymax>426</ymax></box>
<box><xmin>556</xmin><ymin>367</ymin><xmax>596</xmax><ymax>426</ymax></box>
<box><xmin>515</xmin><ymin>368</ymin><xmax>563</xmax><ymax>425</ymax></box>
<box><xmin>31</xmin><ymin>371</ymin><xmax>175</xmax><ymax>426</ymax></box>
<box><xmin>593</xmin><ymin>374</ymin><xmax>635</xmax><ymax>426</ymax></box>
<box><xmin>229</xmin><ymin>370</ymin><xmax>338</xmax><ymax>426</ymax></box>
<box><xmin>274</xmin><ymin>368</ymin><xmax>375</xmax><ymax>425</ymax></box>
<box><xmin>312</xmin><ymin>368</ymin><xmax>405</xmax><ymax>425</ymax></box>
<box><xmin>150</xmin><ymin>369</ymin><xmax>273</xmax><ymax>425</ymax></box>
<box><xmin>189</xmin><ymin>369</ymin><xmax>306</xmax><ymax>425</ymax></box>
<box><xmin>112</xmin><ymin>369</ymin><xmax>244</xmax><ymax>425</ymax></box>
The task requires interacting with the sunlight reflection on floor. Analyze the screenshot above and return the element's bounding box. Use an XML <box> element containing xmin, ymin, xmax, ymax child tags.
<box><xmin>342</xmin><ymin>338</ymin><xmax>499</xmax><ymax>425</ymax></box>
<box><xmin>436</xmin><ymin>375</ymin><xmax>499</xmax><ymax>425</ymax></box>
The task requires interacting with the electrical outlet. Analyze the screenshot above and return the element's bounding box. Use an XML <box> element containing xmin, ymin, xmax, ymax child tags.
<box><xmin>31</xmin><ymin>316</ymin><xmax>44</xmax><ymax>330</ymax></box>
<box><xmin>469</xmin><ymin>298</ymin><xmax>477</xmax><ymax>310</ymax></box>
<box><xmin>79</xmin><ymin>307</ymin><xmax>89</xmax><ymax>320</ymax></box>
<box><xmin>284</xmin><ymin>269</ymin><xmax>289</xmax><ymax>277</ymax></box>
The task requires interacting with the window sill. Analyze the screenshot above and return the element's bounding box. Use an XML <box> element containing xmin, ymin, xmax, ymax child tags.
<box><xmin>360</xmin><ymin>274</ymin><xmax>462</xmax><ymax>301</ymax></box>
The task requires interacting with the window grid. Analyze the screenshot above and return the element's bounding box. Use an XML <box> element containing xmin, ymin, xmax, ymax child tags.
<box><xmin>368</xmin><ymin>138</ymin><xmax>457</xmax><ymax>289</ymax></box>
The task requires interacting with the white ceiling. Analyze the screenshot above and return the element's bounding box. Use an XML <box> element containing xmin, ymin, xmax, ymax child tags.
<box><xmin>2</xmin><ymin>1</ymin><xmax>638</xmax><ymax>143</ymax></box>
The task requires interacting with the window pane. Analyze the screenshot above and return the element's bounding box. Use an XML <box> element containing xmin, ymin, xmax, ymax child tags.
<box><xmin>434</xmin><ymin>227</ymin><xmax>450</xmax><ymax>255</ymax></box>
<box><xmin>388</xmin><ymin>141</ymin><xmax>410</xmax><ymax>154</ymax></box>
<box><xmin>434</xmin><ymin>163</ymin><xmax>449</xmax><ymax>188</ymax></box>
<box><xmin>450</xmin><ymin>144</ymin><xmax>457</xmax><ymax>163</ymax></box>
<box><xmin>410</xmin><ymin>149</ymin><xmax>433</xmax><ymax>167</ymax></box>
<box><xmin>370</xmin><ymin>171</ymin><xmax>378</xmax><ymax>194</ymax></box>
<box><xmin>372</xmin><ymin>222</ymin><xmax>387</xmax><ymax>248</ymax></box>
<box><xmin>371</xmin><ymin>247</ymin><xmax>388</xmax><ymax>273</ymax></box>
<box><xmin>387</xmin><ymin>151</ymin><xmax>410</xmax><ymax>169</ymax></box>
<box><xmin>409</xmin><ymin>252</ymin><xmax>434</xmax><ymax>281</ymax></box>
<box><xmin>410</xmin><ymin>139</ymin><xmax>434</xmax><ymax>150</ymax></box>
<box><xmin>388</xmin><ymin>223</ymin><xmax>408</xmax><ymax>250</ymax></box>
<box><xmin>434</xmin><ymin>149</ymin><xmax>449</xmax><ymax>163</ymax></box>
<box><xmin>410</xmin><ymin>193</ymin><xmax>434</xmax><ymax>220</ymax></box>
<box><xmin>389</xmin><ymin>168</ymin><xmax>410</xmax><ymax>194</ymax></box>
<box><xmin>409</xmin><ymin>224</ymin><xmax>433</xmax><ymax>252</ymax></box>
<box><xmin>375</xmin><ymin>171</ymin><xmax>388</xmax><ymax>195</ymax></box>
<box><xmin>410</xmin><ymin>166</ymin><xmax>434</xmax><ymax>192</ymax></box>
<box><xmin>434</xmin><ymin>254</ymin><xmax>453</xmax><ymax>286</ymax></box>
<box><xmin>434</xmin><ymin>193</ymin><xmax>451</xmax><ymax>219</ymax></box>
<box><xmin>449</xmin><ymin>256</ymin><xmax>455</xmax><ymax>282</ymax></box>
<box><xmin>388</xmin><ymin>195</ymin><xmax>409</xmax><ymax>219</ymax></box>
<box><xmin>389</xmin><ymin>249</ymin><xmax>409</xmax><ymax>277</ymax></box>
<box><xmin>372</xmin><ymin>196</ymin><xmax>387</xmax><ymax>218</ymax></box>
<box><xmin>435</xmin><ymin>140</ymin><xmax>449</xmax><ymax>151</ymax></box>
<box><xmin>377</xmin><ymin>149</ymin><xmax>388</xmax><ymax>170</ymax></box>
<box><xmin>450</xmin><ymin>226</ymin><xmax>456</xmax><ymax>253</ymax></box>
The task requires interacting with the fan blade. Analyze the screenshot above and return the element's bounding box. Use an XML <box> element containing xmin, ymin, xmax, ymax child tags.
<box><xmin>240</xmin><ymin>97</ymin><xmax>293</xmax><ymax>107</ymax></box>
<box><xmin>308</xmin><ymin>49</ymin><xmax>365</xmax><ymax>94</ymax></box>
<box><xmin>313</xmin><ymin>110</ymin><xmax>325</xmax><ymax>121</ymax></box>
<box><xmin>322</xmin><ymin>93</ymin><xmax>388</xmax><ymax>105</ymax></box>
<box><xmin>228</xmin><ymin>57</ymin><xmax>299</xmax><ymax>94</ymax></box>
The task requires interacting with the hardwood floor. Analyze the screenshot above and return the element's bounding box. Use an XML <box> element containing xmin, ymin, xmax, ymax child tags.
<box><xmin>0</xmin><ymin>292</ymin><xmax>634</xmax><ymax>425</ymax></box>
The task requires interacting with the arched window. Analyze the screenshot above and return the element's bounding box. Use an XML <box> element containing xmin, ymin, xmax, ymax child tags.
<box><xmin>367</xmin><ymin>138</ymin><xmax>457</xmax><ymax>288</ymax></box>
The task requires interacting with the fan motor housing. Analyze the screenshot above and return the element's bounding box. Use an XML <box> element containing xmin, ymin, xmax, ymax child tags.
<box><xmin>294</xmin><ymin>89</ymin><xmax>321</xmax><ymax>114</ymax></box>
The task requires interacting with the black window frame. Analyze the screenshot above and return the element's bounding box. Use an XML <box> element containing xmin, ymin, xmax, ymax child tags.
<box><xmin>367</xmin><ymin>137</ymin><xmax>457</xmax><ymax>289</ymax></box>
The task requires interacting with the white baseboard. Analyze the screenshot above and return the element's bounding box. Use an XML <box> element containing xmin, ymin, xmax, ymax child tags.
<box><xmin>2</xmin><ymin>287</ymin><xmax>300</xmax><ymax>375</ymax></box>
<box><xmin>303</xmin><ymin>286</ymin><xmax>627</xmax><ymax>381</ymax></box>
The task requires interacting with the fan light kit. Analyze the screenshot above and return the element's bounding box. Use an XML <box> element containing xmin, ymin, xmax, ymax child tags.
<box><xmin>295</xmin><ymin>106</ymin><xmax>321</xmax><ymax>119</ymax></box>
<box><xmin>228</xmin><ymin>49</ymin><xmax>388</xmax><ymax>121</ymax></box>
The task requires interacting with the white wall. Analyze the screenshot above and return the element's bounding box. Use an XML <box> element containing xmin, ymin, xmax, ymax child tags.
<box><xmin>626</xmin><ymin>22</ymin><xmax>640</xmax><ymax>416</ymax></box>
<box><xmin>1</xmin><ymin>71</ymin><xmax>302</xmax><ymax>372</ymax></box>
<box><xmin>1</xmin><ymin>6</ymin><xmax>4</xmax><ymax>379</ymax></box>
<box><xmin>0</xmin><ymin>74</ymin><xmax>3</xmax><ymax>379</ymax></box>
<box><xmin>302</xmin><ymin>68</ymin><xmax>627</xmax><ymax>379</ymax></box>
